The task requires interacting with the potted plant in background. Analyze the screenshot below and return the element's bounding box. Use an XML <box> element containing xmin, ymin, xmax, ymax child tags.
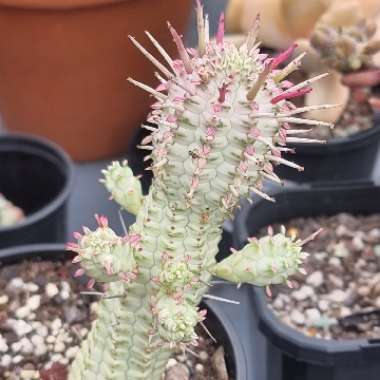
<box><xmin>225</xmin><ymin>0</ymin><xmax>380</xmax><ymax>183</ymax></box>
<box><xmin>0</xmin><ymin>134</ymin><xmax>74</xmax><ymax>249</ymax></box>
<box><xmin>0</xmin><ymin>0</ymin><xmax>192</xmax><ymax>161</ymax></box>
<box><xmin>0</xmin><ymin>3</ymin><xmax>332</xmax><ymax>378</ymax></box>
<box><xmin>235</xmin><ymin>182</ymin><xmax>380</xmax><ymax>380</ymax></box>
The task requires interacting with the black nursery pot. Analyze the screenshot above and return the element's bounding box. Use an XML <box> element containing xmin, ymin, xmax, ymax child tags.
<box><xmin>234</xmin><ymin>182</ymin><xmax>380</xmax><ymax>380</ymax></box>
<box><xmin>0</xmin><ymin>134</ymin><xmax>74</xmax><ymax>249</ymax></box>
<box><xmin>0</xmin><ymin>244</ymin><xmax>252</xmax><ymax>380</ymax></box>
<box><xmin>275</xmin><ymin>112</ymin><xmax>380</xmax><ymax>183</ymax></box>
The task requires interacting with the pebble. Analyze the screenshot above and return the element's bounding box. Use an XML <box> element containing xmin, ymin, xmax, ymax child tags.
<box><xmin>80</xmin><ymin>327</ymin><xmax>88</xmax><ymax>337</ymax></box>
<box><xmin>46</xmin><ymin>335</ymin><xmax>56</xmax><ymax>344</ymax></box>
<box><xmin>1</xmin><ymin>354</ymin><xmax>11</xmax><ymax>367</ymax></box>
<box><xmin>336</xmin><ymin>225</ymin><xmax>348</xmax><ymax>237</ymax></box>
<box><xmin>333</xmin><ymin>242</ymin><xmax>349</xmax><ymax>258</ymax></box>
<box><xmin>176</xmin><ymin>354</ymin><xmax>187</xmax><ymax>363</ymax></box>
<box><xmin>36</xmin><ymin>342</ymin><xmax>48</xmax><ymax>357</ymax></box>
<box><xmin>60</xmin><ymin>290</ymin><xmax>70</xmax><ymax>300</ymax></box>
<box><xmin>306</xmin><ymin>271</ymin><xmax>324</xmax><ymax>287</ymax></box>
<box><xmin>312</xmin><ymin>315</ymin><xmax>337</xmax><ymax>329</ymax></box>
<box><xmin>25</xmin><ymin>283</ymin><xmax>39</xmax><ymax>293</ymax></box>
<box><xmin>15</xmin><ymin>305</ymin><xmax>30</xmax><ymax>319</ymax></box>
<box><xmin>61</xmin><ymin>281</ymin><xmax>71</xmax><ymax>293</ymax></box>
<box><xmin>292</xmin><ymin>285</ymin><xmax>314</xmax><ymax>301</ymax></box>
<box><xmin>305</xmin><ymin>308</ymin><xmax>321</xmax><ymax>326</ymax></box>
<box><xmin>51</xmin><ymin>318</ymin><xmax>63</xmax><ymax>331</ymax></box>
<box><xmin>314</xmin><ymin>251</ymin><xmax>327</xmax><ymax>261</ymax></box>
<box><xmin>36</xmin><ymin>325</ymin><xmax>49</xmax><ymax>338</ymax></box>
<box><xmin>357</xmin><ymin>258</ymin><xmax>366</xmax><ymax>268</ymax></box>
<box><xmin>66</xmin><ymin>346</ymin><xmax>79</xmax><ymax>359</ymax></box>
<box><xmin>11</xmin><ymin>341</ymin><xmax>22</xmax><ymax>352</ymax></box>
<box><xmin>166</xmin><ymin>358</ymin><xmax>177</xmax><ymax>369</ymax></box>
<box><xmin>327</xmin><ymin>290</ymin><xmax>347</xmax><ymax>303</ymax></box>
<box><xmin>27</xmin><ymin>295</ymin><xmax>41</xmax><ymax>311</ymax></box>
<box><xmin>357</xmin><ymin>286</ymin><xmax>370</xmax><ymax>297</ymax></box>
<box><xmin>290</xmin><ymin>309</ymin><xmax>305</xmax><ymax>325</ymax></box>
<box><xmin>13</xmin><ymin>355</ymin><xmax>23</xmax><ymax>364</ymax></box>
<box><xmin>318</xmin><ymin>299</ymin><xmax>329</xmax><ymax>312</ymax></box>
<box><xmin>54</xmin><ymin>341</ymin><xmax>66</xmax><ymax>353</ymax></box>
<box><xmin>90</xmin><ymin>302</ymin><xmax>99</xmax><ymax>315</ymax></box>
<box><xmin>343</xmin><ymin>289</ymin><xmax>358</xmax><ymax>307</ymax></box>
<box><xmin>31</xmin><ymin>321</ymin><xmax>42</xmax><ymax>329</ymax></box>
<box><xmin>272</xmin><ymin>296</ymin><xmax>285</xmax><ymax>310</ymax></box>
<box><xmin>195</xmin><ymin>363</ymin><xmax>204</xmax><ymax>373</ymax></box>
<box><xmin>339</xmin><ymin>307</ymin><xmax>351</xmax><ymax>318</ymax></box>
<box><xmin>328</xmin><ymin>257</ymin><xmax>341</xmax><ymax>266</ymax></box>
<box><xmin>166</xmin><ymin>363</ymin><xmax>190</xmax><ymax>380</ymax></box>
<box><xmin>352</xmin><ymin>236</ymin><xmax>365</xmax><ymax>251</ymax></box>
<box><xmin>199</xmin><ymin>350</ymin><xmax>209</xmax><ymax>362</ymax></box>
<box><xmin>328</xmin><ymin>274</ymin><xmax>344</xmax><ymax>288</ymax></box>
<box><xmin>9</xmin><ymin>319</ymin><xmax>33</xmax><ymax>336</ymax></box>
<box><xmin>0</xmin><ymin>333</ymin><xmax>8</xmax><ymax>353</ymax></box>
<box><xmin>0</xmin><ymin>294</ymin><xmax>9</xmax><ymax>305</ymax></box>
<box><xmin>30</xmin><ymin>334</ymin><xmax>43</xmax><ymax>345</ymax></box>
<box><xmin>369</xmin><ymin>228</ymin><xmax>380</xmax><ymax>239</ymax></box>
<box><xmin>20</xmin><ymin>370</ymin><xmax>39</xmax><ymax>379</ymax></box>
<box><xmin>19</xmin><ymin>337</ymin><xmax>33</xmax><ymax>354</ymax></box>
<box><xmin>7</xmin><ymin>277</ymin><xmax>24</xmax><ymax>291</ymax></box>
<box><xmin>45</xmin><ymin>283</ymin><xmax>59</xmax><ymax>298</ymax></box>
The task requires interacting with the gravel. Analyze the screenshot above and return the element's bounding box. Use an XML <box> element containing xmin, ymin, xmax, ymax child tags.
<box><xmin>265</xmin><ymin>213</ymin><xmax>380</xmax><ymax>340</ymax></box>
<box><xmin>0</xmin><ymin>259</ymin><xmax>231</xmax><ymax>379</ymax></box>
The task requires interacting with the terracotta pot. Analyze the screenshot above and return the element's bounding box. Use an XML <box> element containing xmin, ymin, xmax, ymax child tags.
<box><xmin>0</xmin><ymin>0</ymin><xmax>192</xmax><ymax>160</ymax></box>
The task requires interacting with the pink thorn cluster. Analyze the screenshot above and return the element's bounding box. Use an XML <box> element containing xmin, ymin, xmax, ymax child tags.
<box><xmin>124</xmin><ymin>233</ymin><xmax>143</xmax><ymax>250</ymax></box>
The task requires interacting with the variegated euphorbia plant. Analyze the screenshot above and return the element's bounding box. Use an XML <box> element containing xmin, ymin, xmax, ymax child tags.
<box><xmin>67</xmin><ymin>3</ymin><xmax>332</xmax><ymax>379</ymax></box>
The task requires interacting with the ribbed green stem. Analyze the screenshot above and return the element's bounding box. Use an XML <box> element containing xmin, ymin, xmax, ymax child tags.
<box><xmin>69</xmin><ymin>184</ymin><xmax>223</xmax><ymax>380</ymax></box>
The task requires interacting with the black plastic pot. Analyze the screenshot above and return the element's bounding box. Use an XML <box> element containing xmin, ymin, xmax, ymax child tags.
<box><xmin>234</xmin><ymin>182</ymin><xmax>380</xmax><ymax>380</ymax></box>
<box><xmin>275</xmin><ymin>112</ymin><xmax>380</xmax><ymax>183</ymax></box>
<box><xmin>0</xmin><ymin>134</ymin><xmax>74</xmax><ymax>249</ymax></box>
<box><xmin>0</xmin><ymin>244</ymin><xmax>256</xmax><ymax>379</ymax></box>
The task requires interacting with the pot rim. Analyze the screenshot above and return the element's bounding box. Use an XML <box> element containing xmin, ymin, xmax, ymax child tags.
<box><xmin>0</xmin><ymin>133</ymin><xmax>74</xmax><ymax>234</ymax></box>
<box><xmin>0</xmin><ymin>0</ymin><xmax>128</xmax><ymax>11</ymax></box>
<box><xmin>253</xmin><ymin>286</ymin><xmax>380</xmax><ymax>365</ymax></box>
<box><xmin>0</xmin><ymin>243</ymin><xmax>246</xmax><ymax>379</ymax></box>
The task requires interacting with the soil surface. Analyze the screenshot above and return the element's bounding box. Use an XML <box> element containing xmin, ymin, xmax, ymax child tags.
<box><xmin>0</xmin><ymin>260</ymin><xmax>231</xmax><ymax>380</ymax></box>
<box><xmin>264</xmin><ymin>213</ymin><xmax>380</xmax><ymax>340</ymax></box>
